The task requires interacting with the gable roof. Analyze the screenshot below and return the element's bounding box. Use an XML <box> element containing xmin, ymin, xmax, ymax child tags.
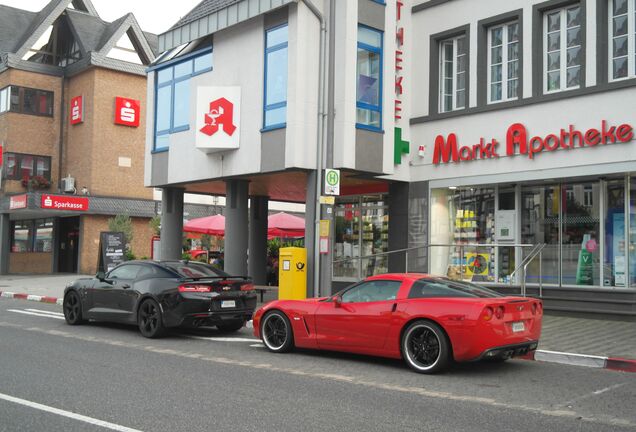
<box><xmin>0</xmin><ymin>5</ymin><xmax>36</xmax><ymax>54</ymax></box>
<box><xmin>1</xmin><ymin>0</ymin><xmax>157</xmax><ymax>76</ymax></box>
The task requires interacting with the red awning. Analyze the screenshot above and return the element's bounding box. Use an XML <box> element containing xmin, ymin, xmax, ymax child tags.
<box><xmin>268</xmin><ymin>212</ymin><xmax>305</xmax><ymax>239</ymax></box>
<box><xmin>183</xmin><ymin>214</ymin><xmax>225</xmax><ymax>236</ymax></box>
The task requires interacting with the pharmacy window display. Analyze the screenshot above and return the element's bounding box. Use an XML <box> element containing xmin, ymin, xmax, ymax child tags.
<box><xmin>333</xmin><ymin>195</ymin><xmax>389</xmax><ymax>281</ymax></box>
<box><xmin>430</xmin><ymin>177</ymin><xmax>636</xmax><ymax>289</ymax></box>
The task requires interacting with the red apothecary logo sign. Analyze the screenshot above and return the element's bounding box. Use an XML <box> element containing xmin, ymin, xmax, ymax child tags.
<box><xmin>41</xmin><ymin>195</ymin><xmax>89</xmax><ymax>211</ymax></box>
<box><xmin>195</xmin><ymin>87</ymin><xmax>241</xmax><ymax>153</ymax></box>
<box><xmin>70</xmin><ymin>96</ymin><xmax>83</xmax><ymax>125</ymax></box>
<box><xmin>432</xmin><ymin>121</ymin><xmax>634</xmax><ymax>165</ymax></box>
<box><xmin>200</xmin><ymin>97</ymin><xmax>237</xmax><ymax>137</ymax></box>
<box><xmin>114</xmin><ymin>97</ymin><xmax>140</xmax><ymax>127</ymax></box>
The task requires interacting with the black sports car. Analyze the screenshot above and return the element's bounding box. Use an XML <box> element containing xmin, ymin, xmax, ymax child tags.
<box><xmin>63</xmin><ymin>260</ymin><xmax>257</xmax><ymax>338</ymax></box>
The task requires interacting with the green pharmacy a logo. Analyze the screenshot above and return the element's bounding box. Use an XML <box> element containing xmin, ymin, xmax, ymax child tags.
<box><xmin>394</xmin><ymin>127</ymin><xmax>410</xmax><ymax>164</ymax></box>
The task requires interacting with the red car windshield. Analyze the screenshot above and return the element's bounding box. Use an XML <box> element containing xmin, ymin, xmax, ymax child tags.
<box><xmin>409</xmin><ymin>278</ymin><xmax>503</xmax><ymax>299</ymax></box>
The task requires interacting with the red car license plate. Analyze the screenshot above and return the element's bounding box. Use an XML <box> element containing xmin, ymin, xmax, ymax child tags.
<box><xmin>512</xmin><ymin>321</ymin><xmax>525</xmax><ymax>332</ymax></box>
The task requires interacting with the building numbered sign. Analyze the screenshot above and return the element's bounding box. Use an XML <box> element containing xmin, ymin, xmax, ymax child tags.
<box><xmin>324</xmin><ymin>169</ymin><xmax>340</xmax><ymax>196</ymax></box>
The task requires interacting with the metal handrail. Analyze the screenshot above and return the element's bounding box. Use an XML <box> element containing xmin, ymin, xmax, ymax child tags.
<box><xmin>333</xmin><ymin>243</ymin><xmax>536</xmax><ymax>281</ymax></box>
<box><xmin>509</xmin><ymin>243</ymin><xmax>547</xmax><ymax>297</ymax></box>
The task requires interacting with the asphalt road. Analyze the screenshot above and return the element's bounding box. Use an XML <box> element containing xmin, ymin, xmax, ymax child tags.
<box><xmin>0</xmin><ymin>297</ymin><xmax>635</xmax><ymax>432</ymax></box>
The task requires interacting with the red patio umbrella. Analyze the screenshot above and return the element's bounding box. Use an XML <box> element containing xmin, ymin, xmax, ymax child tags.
<box><xmin>267</xmin><ymin>212</ymin><xmax>305</xmax><ymax>239</ymax></box>
<box><xmin>183</xmin><ymin>214</ymin><xmax>225</xmax><ymax>236</ymax></box>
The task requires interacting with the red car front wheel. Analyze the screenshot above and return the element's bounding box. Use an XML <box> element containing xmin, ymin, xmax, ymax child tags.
<box><xmin>402</xmin><ymin>320</ymin><xmax>450</xmax><ymax>374</ymax></box>
<box><xmin>261</xmin><ymin>311</ymin><xmax>294</xmax><ymax>353</ymax></box>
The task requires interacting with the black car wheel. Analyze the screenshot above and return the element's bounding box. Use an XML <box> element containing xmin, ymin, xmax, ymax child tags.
<box><xmin>402</xmin><ymin>320</ymin><xmax>450</xmax><ymax>374</ymax></box>
<box><xmin>138</xmin><ymin>299</ymin><xmax>165</xmax><ymax>338</ymax></box>
<box><xmin>261</xmin><ymin>311</ymin><xmax>293</xmax><ymax>353</ymax></box>
<box><xmin>63</xmin><ymin>291</ymin><xmax>85</xmax><ymax>325</ymax></box>
<box><xmin>217</xmin><ymin>320</ymin><xmax>245</xmax><ymax>332</ymax></box>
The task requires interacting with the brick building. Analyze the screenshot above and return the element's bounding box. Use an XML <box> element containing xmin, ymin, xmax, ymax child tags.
<box><xmin>0</xmin><ymin>0</ymin><xmax>159</xmax><ymax>274</ymax></box>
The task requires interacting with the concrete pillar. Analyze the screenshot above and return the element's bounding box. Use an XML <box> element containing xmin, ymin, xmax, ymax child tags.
<box><xmin>388</xmin><ymin>183</ymin><xmax>409</xmax><ymax>273</ymax></box>
<box><xmin>160</xmin><ymin>187</ymin><xmax>184</xmax><ymax>260</ymax></box>
<box><xmin>249</xmin><ymin>195</ymin><xmax>268</xmax><ymax>285</ymax></box>
<box><xmin>225</xmin><ymin>179</ymin><xmax>249</xmax><ymax>275</ymax></box>
<box><xmin>0</xmin><ymin>213</ymin><xmax>10</xmax><ymax>275</ymax></box>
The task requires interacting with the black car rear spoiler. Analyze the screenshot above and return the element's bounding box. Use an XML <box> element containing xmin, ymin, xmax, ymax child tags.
<box><xmin>178</xmin><ymin>276</ymin><xmax>252</xmax><ymax>283</ymax></box>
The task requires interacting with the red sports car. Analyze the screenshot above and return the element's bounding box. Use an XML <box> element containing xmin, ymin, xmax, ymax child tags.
<box><xmin>253</xmin><ymin>274</ymin><xmax>542</xmax><ymax>373</ymax></box>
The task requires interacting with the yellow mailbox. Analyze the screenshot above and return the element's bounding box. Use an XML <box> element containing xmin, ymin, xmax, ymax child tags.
<box><xmin>278</xmin><ymin>247</ymin><xmax>307</xmax><ymax>300</ymax></box>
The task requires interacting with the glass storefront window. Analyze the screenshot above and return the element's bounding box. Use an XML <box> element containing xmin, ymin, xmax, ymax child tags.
<box><xmin>334</xmin><ymin>196</ymin><xmax>388</xmax><ymax>280</ymax></box>
<box><xmin>521</xmin><ymin>185</ymin><xmax>560</xmax><ymax>285</ymax></box>
<box><xmin>630</xmin><ymin>177</ymin><xmax>636</xmax><ymax>288</ymax></box>
<box><xmin>604</xmin><ymin>179</ymin><xmax>626</xmax><ymax>287</ymax></box>
<box><xmin>11</xmin><ymin>219</ymin><xmax>54</xmax><ymax>253</ymax></box>
<box><xmin>561</xmin><ymin>182</ymin><xmax>601</xmax><ymax>286</ymax></box>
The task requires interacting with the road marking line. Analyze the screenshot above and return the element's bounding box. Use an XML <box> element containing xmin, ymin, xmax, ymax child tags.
<box><xmin>7</xmin><ymin>310</ymin><xmax>65</xmax><ymax>320</ymax></box>
<box><xmin>594</xmin><ymin>383</ymin><xmax>627</xmax><ymax>395</ymax></box>
<box><xmin>187</xmin><ymin>336</ymin><xmax>260</xmax><ymax>343</ymax></box>
<box><xmin>250</xmin><ymin>344</ymin><xmax>264</xmax><ymax>348</ymax></box>
<box><xmin>25</xmin><ymin>309</ymin><xmax>64</xmax><ymax>317</ymax></box>
<box><xmin>0</xmin><ymin>392</ymin><xmax>142</xmax><ymax>432</ymax></box>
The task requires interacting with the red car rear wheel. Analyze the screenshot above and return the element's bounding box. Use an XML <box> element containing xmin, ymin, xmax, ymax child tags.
<box><xmin>402</xmin><ymin>320</ymin><xmax>450</xmax><ymax>374</ymax></box>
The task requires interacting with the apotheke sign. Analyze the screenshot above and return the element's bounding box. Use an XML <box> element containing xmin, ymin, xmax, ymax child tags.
<box><xmin>195</xmin><ymin>87</ymin><xmax>241</xmax><ymax>154</ymax></box>
<box><xmin>432</xmin><ymin>121</ymin><xmax>634</xmax><ymax>165</ymax></box>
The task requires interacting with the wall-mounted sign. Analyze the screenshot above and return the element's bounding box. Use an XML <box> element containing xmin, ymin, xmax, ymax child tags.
<box><xmin>393</xmin><ymin>0</ymin><xmax>409</xmax><ymax>165</ymax></box>
<box><xmin>9</xmin><ymin>194</ymin><xmax>27</xmax><ymax>210</ymax></box>
<box><xmin>114</xmin><ymin>97</ymin><xmax>141</xmax><ymax>127</ymax></box>
<box><xmin>196</xmin><ymin>87</ymin><xmax>241</xmax><ymax>153</ymax></box>
<box><xmin>432</xmin><ymin>121</ymin><xmax>634</xmax><ymax>165</ymax></box>
<box><xmin>70</xmin><ymin>96</ymin><xmax>83</xmax><ymax>125</ymax></box>
<box><xmin>41</xmin><ymin>195</ymin><xmax>89</xmax><ymax>211</ymax></box>
<box><xmin>324</xmin><ymin>169</ymin><xmax>340</xmax><ymax>196</ymax></box>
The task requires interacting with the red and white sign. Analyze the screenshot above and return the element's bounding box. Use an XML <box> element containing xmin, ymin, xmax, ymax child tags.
<box><xmin>9</xmin><ymin>194</ymin><xmax>27</xmax><ymax>210</ymax></box>
<box><xmin>41</xmin><ymin>195</ymin><xmax>89</xmax><ymax>211</ymax></box>
<box><xmin>432</xmin><ymin>121</ymin><xmax>634</xmax><ymax>165</ymax></box>
<box><xmin>114</xmin><ymin>97</ymin><xmax>141</xmax><ymax>127</ymax></box>
<box><xmin>70</xmin><ymin>96</ymin><xmax>83</xmax><ymax>125</ymax></box>
<box><xmin>196</xmin><ymin>87</ymin><xmax>241</xmax><ymax>153</ymax></box>
<box><xmin>394</xmin><ymin>0</ymin><xmax>405</xmax><ymax>121</ymax></box>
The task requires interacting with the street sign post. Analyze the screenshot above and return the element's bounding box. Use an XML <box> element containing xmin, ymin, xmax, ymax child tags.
<box><xmin>324</xmin><ymin>169</ymin><xmax>340</xmax><ymax>196</ymax></box>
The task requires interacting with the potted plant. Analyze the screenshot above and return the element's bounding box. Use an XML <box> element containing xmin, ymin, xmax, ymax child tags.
<box><xmin>21</xmin><ymin>175</ymin><xmax>51</xmax><ymax>190</ymax></box>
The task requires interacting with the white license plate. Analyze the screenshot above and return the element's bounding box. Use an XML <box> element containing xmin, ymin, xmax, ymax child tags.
<box><xmin>512</xmin><ymin>321</ymin><xmax>525</xmax><ymax>333</ymax></box>
<box><xmin>221</xmin><ymin>300</ymin><xmax>236</xmax><ymax>308</ymax></box>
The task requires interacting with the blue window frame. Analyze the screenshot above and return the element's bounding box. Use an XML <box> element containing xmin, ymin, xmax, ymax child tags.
<box><xmin>263</xmin><ymin>24</ymin><xmax>288</xmax><ymax>130</ymax></box>
<box><xmin>153</xmin><ymin>48</ymin><xmax>213</xmax><ymax>151</ymax></box>
<box><xmin>357</xmin><ymin>25</ymin><xmax>383</xmax><ymax>131</ymax></box>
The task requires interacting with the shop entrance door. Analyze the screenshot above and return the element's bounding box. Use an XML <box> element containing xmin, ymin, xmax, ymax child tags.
<box><xmin>58</xmin><ymin>217</ymin><xmax>80</xmax><ymax>273</ymax></box>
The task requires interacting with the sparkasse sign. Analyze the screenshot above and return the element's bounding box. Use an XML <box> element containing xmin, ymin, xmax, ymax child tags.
<box><xmin>432</xmin><ymin>121</ymin><xmax>634</xmax><ymax>165</ymax></box>
<box><xmin>41</xmin><ymin>195</ymin><xmax>89</xmax><ymax>211</ymax></box>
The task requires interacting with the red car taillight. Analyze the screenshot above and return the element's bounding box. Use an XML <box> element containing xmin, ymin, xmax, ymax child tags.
<box><xmin>178</xmin><ymin>284</ymin><xmax>212</xmax><ymax>293</ymax></box>
<box><xmin>494</xmin><ymin>306</ymin><xmax>505</xmax><ymax>319</ymax></box>
<box><xmin>532</xmin><ymin>303</ymin><xmax>538</xmax><ymax>315</ymax></box>
<box><xmin>240</xmin><ymin>283</ymin><xmax>255</xmax><ymax>291</ymax></box>
<box><xmin>481</xmin><ymin>306</ymin><xmax>494</xmax><ymax>321</ymax></box>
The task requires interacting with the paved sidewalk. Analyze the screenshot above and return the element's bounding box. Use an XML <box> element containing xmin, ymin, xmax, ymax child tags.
<box><xmin>1</xmin><ymin>274</ymin><xmax>635</xmax><ymax>371</ymax></box>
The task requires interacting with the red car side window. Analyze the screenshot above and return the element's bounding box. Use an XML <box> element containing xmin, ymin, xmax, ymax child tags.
<box><xmin>342</xmin><ymin>280</ymin><xmax>401</xmax><ymax>303</ymax></box>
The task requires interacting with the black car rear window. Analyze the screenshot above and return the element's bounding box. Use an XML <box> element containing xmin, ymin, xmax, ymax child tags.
<box><xmin>163</xmin><ymin>262</ymin><xmax>230</xmax><ymax>279</ymax></box>
<box><xmin>408</xmin><ymin>278</ymin><xmax>503</xmax><ymax>299</ymax></box>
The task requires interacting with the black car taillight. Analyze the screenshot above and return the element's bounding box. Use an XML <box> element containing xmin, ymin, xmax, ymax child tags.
<box><xmin>178</xmin><ymin>284</ymin><xmax>212</xmax><ymax>293</ymax></box>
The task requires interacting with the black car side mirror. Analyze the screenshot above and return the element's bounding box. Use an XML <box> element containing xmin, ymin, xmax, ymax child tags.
<box><xmin>334</xmin><ymin>295</ymin><xmax>342</xmax><ymax>308</ymax></box>
<box><xmin>96</xmin><ymin>271</ymin><xmax>106</xmax><ymax>281</ymax></box>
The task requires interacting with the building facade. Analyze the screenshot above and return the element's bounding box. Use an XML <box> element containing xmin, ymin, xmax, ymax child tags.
<box><xmin>0</xmin><ymin>0</ymin><xmax>160</xmax><ymax>274</ymax></box>
<box><xmin>147</xmin><ymin>0</ymin><xmax>636</xmax><ymax>317</ymax></box>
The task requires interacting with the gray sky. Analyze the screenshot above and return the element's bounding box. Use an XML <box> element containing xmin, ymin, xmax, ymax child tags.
<box><xmin>0</xmin><ymin>0</ymin><xmax>203</xmax><ymax>34</ymax></box>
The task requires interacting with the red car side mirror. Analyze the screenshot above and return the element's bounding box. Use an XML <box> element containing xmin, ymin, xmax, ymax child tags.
<box><xmin>334</xmin><ymin>295</ymin><xmax>342</xmax><ymax>308</ymax></box>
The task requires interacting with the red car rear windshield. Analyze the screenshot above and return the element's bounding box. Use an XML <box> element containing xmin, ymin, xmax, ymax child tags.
<box><xmin>409</xmin><ymin>278</ymin><xmax>503</xmax><ymax>299</ymax></box>
<box><xmin>163</xmin><ymin>262</ymin><xmax>229</xmax><ymax>279</ymax></box>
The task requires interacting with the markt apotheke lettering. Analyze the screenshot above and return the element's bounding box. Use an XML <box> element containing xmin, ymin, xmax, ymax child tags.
<box><xmin>432</xmin><ymin>121</ymin><xmax>634</xmax><ymax>165</ymax></box>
